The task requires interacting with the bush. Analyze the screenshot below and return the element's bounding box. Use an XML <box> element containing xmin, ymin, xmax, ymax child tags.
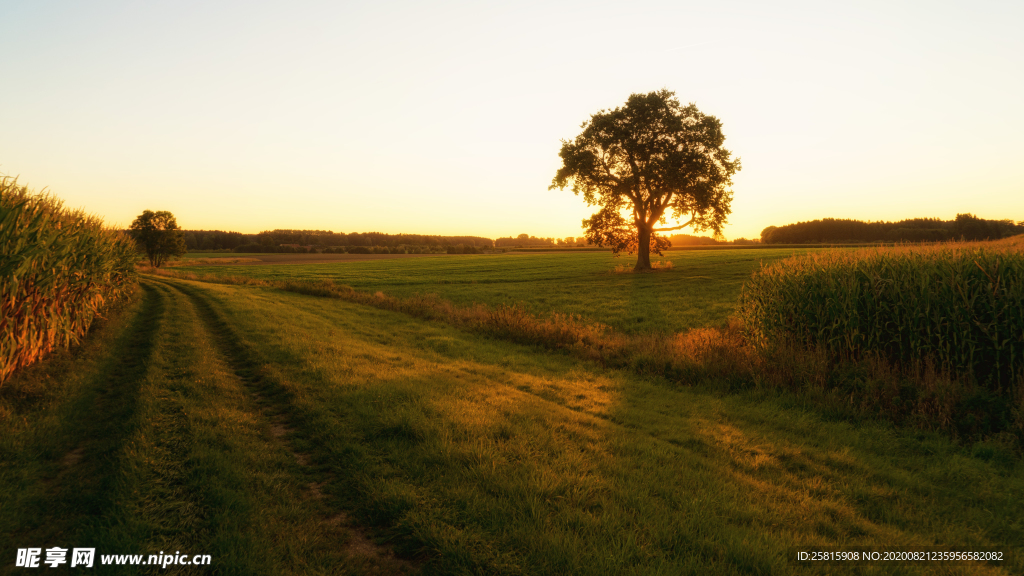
<box><xmin>0</xmin><ymin>177</ymin><xmax>138</xmax><ymax>382</ymax></box>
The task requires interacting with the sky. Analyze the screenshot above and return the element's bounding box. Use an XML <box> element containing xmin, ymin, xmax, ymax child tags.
<box><xmin>1</xmin><ymin>0</ymin><xmax>1022</xmax><ymax>240</ymax></box>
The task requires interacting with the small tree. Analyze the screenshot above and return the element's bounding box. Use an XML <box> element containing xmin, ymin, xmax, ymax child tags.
<box><xmin>130</xmin><ymin>210</ymin><xmax>186</xmax><ymax>267</ymax></box>
<box><xmin>551</xmin><ymin>90</ymin><xmax>740</xmax><ymax>271</ymax></box>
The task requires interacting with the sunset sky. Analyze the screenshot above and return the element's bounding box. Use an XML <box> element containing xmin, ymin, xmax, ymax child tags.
<box><xmin>2</xmin><ymin>0</ymin><xmax>1021</xmax><ymax>240</ymax></box>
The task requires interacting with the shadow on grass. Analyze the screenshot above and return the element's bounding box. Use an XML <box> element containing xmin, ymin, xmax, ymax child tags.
<box><xmin>2</xmin><ymin>282</ymin><xmax>164</xmax><ymax>551</ymax></box>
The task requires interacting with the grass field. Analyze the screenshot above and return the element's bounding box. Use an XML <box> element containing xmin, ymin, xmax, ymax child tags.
<box><xmin>2</xmin><ymin>272</ymin><xmax>1021</xmax><ymax>574</ymax></box>
<box><xmin>172</xmin><ymin>249</ymin><xmax>821</xmax><ymax>335</ymax></box>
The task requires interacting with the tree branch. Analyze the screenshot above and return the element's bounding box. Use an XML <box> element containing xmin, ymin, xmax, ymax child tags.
<box><xmin>652</xmin><ymin>216</ymin><xmax>695</xmax><ymax>232</ymax></box>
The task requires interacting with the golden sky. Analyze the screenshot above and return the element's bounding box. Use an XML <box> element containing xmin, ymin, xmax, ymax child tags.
<box><xmin>2</xmin><ymin>0</ymin><xmax>1021</xmax><ymax>240</ymax></box>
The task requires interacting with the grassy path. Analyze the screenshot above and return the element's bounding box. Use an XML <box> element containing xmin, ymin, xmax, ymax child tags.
<box><xmin>2</xmin><ymin>276</ymin><xmax>1021</xmax><ymax>574</ymax></box>
<box><xmin>1</xmin><ymin>279</ymin><xmax>411</xmax><ymax>575</ymax></box>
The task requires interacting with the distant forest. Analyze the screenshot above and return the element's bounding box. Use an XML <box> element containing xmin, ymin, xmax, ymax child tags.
<box><xmin>761</xmin><ymin>214</ymin><xmax>1024</xmax><ymax>244</ymax></box>
<box><xmin>173</xmin><ymin>216</ymin><xmax>1023</xmax><ymax>253</ymax></box>
<box><xmin>180</xmin><ymin>229</ymin><xmax>494</xmax><ymax>253</ymax></box>
<box><xmin>178</xmin><ymin>229</ymin><xmax>766</xmax><ymax>252</ymax></box>
<box><xmin>665</xmin><ymin>233</ymin><xmax>759</xmax><ymax>246</ymax></box>
<box><xmin>494</xmin><ymin>234</ymin><xmax>587</xmax><ymax>248</ymax></box>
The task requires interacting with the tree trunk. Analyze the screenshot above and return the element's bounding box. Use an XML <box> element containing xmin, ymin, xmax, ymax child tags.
<box><xmin>634</xmin><ymin>225</ymin><xmax>653</xmax><ymax>272</ymax></box>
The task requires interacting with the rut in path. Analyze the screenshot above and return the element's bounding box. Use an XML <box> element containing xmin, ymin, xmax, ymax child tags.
<box><xmin>3</xmin><ymin>282</ymin><xmax>167</xmax><ymax>549</ymax></box>
<box><xmin>154</xmin><ymin>277</ymin><xmax>418</xmax><ymax>573</ymax></box>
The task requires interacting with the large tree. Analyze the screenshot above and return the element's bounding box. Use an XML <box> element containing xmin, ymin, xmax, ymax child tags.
<box><xmin>130</xmin><ymin>210</ymin><xmax>186</xmax><ymax>267</ymax></box>
<box><xmin>551</xmin><ymin>90</ymin><xmax>740</xmax><ymax>271</ymax></box>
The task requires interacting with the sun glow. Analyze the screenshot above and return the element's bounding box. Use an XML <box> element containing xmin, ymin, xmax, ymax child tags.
<box><xmin>1</xmin><ymin>1</ymin><xmax>1021</xmax><ymax>238</ymax></box>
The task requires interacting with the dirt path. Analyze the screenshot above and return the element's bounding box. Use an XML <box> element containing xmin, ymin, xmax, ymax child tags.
<box><xmin>161</xmin><ymin>278</ymin><xmax>416</xmax><ymax>573</ymax></box>
<box><xmin>1</xmin><ymin>278</ymin><xmax>418</xmax><ymax>575</ymax></box>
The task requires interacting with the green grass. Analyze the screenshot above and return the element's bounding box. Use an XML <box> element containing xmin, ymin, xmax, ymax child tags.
<box><xmin>0</xmin><ymin>280</ymin><xmax>409</xmax><ymax>575</ymax></box>
<box><xmin>173</xmin><ymin>249</ymin><xmax>821</xmax><ymax>334</ymax></box>
<box><xmin>4</xmin><ymin>277</ymin><xmax>1020</xmax><ymax>574</ymax></box>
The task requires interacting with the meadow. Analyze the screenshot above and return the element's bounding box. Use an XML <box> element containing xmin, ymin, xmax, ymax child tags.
<box><xmin>158</xmin><ymin>243</ymin><xmax>1024</xmax><ymax>441</ymax></box>
<box><xmin>3</xmin><ymin>236</ymin><xmax>1023</xmax><ymax>574</ymax></box>
<box><xmin>2</xmin><ymin>275</ymin><xmax>1021</xmax><ymax>574</ymax></box>
<box><xmin>173</xmin><ymin>249</ymin><xmax>821</xmax><ymax>335</ymax></box>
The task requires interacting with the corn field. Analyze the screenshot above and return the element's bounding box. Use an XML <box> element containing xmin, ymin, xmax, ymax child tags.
<box><xmin>739</xmin><ymin>238</ymin><xmax>1024</xmax><ymax>389</ymax></box>
<box><xmin>1</xmin><ymin>176</ymin><xmax>138</xmax><ymax>382</ymax></box>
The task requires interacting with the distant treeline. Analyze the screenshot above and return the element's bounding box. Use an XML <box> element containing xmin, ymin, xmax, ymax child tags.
<box><xmin>181</xmin><ymin>229</ymin><xmax>766</xmax><ymax>251</ymax></box>
<box><xmin>760</xmin><ymin>214</ymin><xmax>1024</xmax><ymax>244</ymax></box>
<box><xmin>666</xmin><ymin>233</ymin><xmax>759</xmax><ymax>246</ymax></box>
<box><xmin>180</xmin><ymin>229</ymin><xmax>494</xmax><ymax>252</ymax></box>
<box><xmin>494</xmin><ymin>234</ymin><xmax>589</xmax><ymax>248</ymax></box>
<box><xmin>493</xmin><ymin>233</ymin><xmax>759</xmax><ymax>248</ymax></box>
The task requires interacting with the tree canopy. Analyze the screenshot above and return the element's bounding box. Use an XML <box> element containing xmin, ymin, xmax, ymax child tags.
<box><xmin>130</xmin><ymin>210</ymin><xmax>186</xmax><ymax>267</ymax></box>
<box><xmin>551</xmin><ymin>89</ymin><xmax>740</xmax><ymax>271</ymax></box>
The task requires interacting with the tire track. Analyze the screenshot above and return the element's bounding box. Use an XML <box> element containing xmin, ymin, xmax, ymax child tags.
<box><xmin>151</xmin><ymin>276</ymin><xmax>417</xmax><ymax>573</ymax></box>
<box><xmin>153</xmin><ymin>273</ymin><xmax>746</xmax><ymax>478</ymax></box>
<box><xmin>7</xmin><ymin>282</ymin><xmax>167</xmax><ymax>549</ymax></box>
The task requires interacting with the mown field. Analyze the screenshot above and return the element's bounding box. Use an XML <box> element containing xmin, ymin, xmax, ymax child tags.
<box><xmin>174</xmin><ymin>249</ymin><xmax>821</xmax><ymax>334</ymax></box>
<box><xmin>2</xmin><ymin>255</ymin><xmax>1021</xmax><ymax>574</ymax></box>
